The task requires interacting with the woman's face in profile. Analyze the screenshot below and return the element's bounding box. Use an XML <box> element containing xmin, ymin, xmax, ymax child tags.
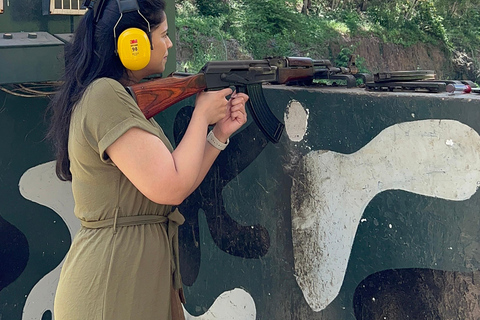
<box><xmin>144</xmin><ymin>15</ymin><xmax>173</xmax><ymax>75</ymax></box>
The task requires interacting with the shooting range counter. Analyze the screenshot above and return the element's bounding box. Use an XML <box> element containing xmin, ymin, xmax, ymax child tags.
<box><xmin>2</xmin><ymin>84</ymin><xmax>480</xmax><ymax>320</ymax></box>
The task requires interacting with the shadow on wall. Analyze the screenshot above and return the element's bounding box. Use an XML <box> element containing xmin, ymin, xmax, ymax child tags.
<box><xmin>354</xmin><ymin>268</ymin><xmax>480</xmax><ymax>319</ymax></box>
<box><xmin>0</xmin><ymin>215</ymin><xmax>29</xmax><ymax>291</ymax></box>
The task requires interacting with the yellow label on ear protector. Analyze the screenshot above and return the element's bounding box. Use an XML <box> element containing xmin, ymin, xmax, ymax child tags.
<box><xmin>117</xmin><ymin>28</ymin><xmax>151</xmax><ymax>71</ymax></box>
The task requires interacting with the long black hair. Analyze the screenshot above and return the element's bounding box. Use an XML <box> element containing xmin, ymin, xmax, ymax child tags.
<box><xmin>46</xmin><ymin>0</ymin><xmax>166</xmax><ymax>181</ymax></box>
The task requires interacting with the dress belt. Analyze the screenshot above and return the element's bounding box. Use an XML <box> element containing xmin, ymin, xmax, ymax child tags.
<box><xmin>80</xmin><ymin>208</ymin><xmax>185</xmax><ymax>292</ymax></box>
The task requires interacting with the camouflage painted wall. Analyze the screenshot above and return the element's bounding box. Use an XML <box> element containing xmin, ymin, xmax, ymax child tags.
<box><xmin>2</xmin><ymin>86</ymin><xmax>480</xmax><ymax>319</ymax></box>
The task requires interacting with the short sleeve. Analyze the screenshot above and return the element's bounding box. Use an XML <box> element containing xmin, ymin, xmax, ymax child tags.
<box><xmin>79</xmin><ymin>78</ymin><xmax>161</xmax><ymax>164</ymax></box>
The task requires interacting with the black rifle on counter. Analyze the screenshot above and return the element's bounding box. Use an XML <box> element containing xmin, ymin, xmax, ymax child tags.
<box><xmin>127</xmin><ymin>56</ymin><xmax>371</xmax><ymax>143</ymax></box>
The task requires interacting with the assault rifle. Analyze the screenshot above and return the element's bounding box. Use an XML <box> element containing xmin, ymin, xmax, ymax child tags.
<box><xmin>127</xmin><ymin>56</ymin><xmax>368</xmax><ymax>143</ymax></box>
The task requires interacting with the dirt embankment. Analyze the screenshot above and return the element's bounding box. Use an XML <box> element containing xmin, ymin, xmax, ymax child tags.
<box><xmin>330</xmin><ymin>36</ymin><xmax>478</xmax><ymax>81</ymax></box>
<box><xmin>176</xmin><ymin>34</ymin><xmax>479</xmax><ymax>82</ymax></box>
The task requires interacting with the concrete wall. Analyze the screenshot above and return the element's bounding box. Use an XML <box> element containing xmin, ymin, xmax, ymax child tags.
<box><xmin>2</xmin><ymin>85</ymin><xmax>480</xmax><ymax>319</ymax></box>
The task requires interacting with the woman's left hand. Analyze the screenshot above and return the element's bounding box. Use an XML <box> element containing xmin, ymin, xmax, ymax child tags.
<box><xmin>211</xmin><ymin>92</ymin><xmax>249</xmax><ymax>142</ymax></box>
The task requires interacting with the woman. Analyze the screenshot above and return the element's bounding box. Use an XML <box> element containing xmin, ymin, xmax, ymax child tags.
<box><xmin>47</xmin><ymin>0</ymin><xmax>248</xmax><ymax>319</ymax></box>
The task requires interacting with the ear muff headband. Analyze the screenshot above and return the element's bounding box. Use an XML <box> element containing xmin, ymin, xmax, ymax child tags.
<box><xmin>83</xmin><ymin>0</ymin><xmax>153</xmax><ymax>70</ymax></box>
<box><xmin>113</xmin><ymin>0</ymin><xmax>152</xmax><ymax>70</ymax></box>
<box><xmin>82</xmin><ymin>0</ymin><xmax>109</xmax><ymax>24</ymax></box>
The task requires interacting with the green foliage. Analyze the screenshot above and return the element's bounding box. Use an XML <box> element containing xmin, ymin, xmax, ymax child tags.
<box><xmin>175</xmin><ymin>0</ymin><xmax>480</xmax><ymax>80</ymax></box>
<box><xmin>176</xmin><ymin>0</ymin><xmax>343</xmax><ymax>72</ymax></box>
<box><xmin>436</xmin><ymin>0</ymin><xmax>480</xmax><ymax>52</ymax></box>
<box><xmin>364</xmin><ymin>0</ymin><xmax>450</xmax><ymax>47</ymax></box>
<box><xmin>324</xmin><ymin>9</ymin><xmax>367</xmax><ymax>35</ymax></box>
<box><xmin>335</xmin><ymin>47</ymin><xmax>368</xmax><ymax>73</ymax></box>
<box><xmin>175</xmin><ymin>14</ymin><xmax>230</xmax><ymax>72</ymax></box>
<box><xmin>195</xmin><ymin>0</ymin><xmax>230</xmax><ymax>16</ymax></box>
<box><xmin>229</xmin><ymin>0</ymin><xmax>305</xmax><ymax>57</ymax></box>
<box><xmin>413</xmin><ymin>0</ymin><xmax>450</xmax><ymax>46</ymax></box>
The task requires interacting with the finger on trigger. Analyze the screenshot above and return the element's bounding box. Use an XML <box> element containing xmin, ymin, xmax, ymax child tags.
<box><xmin>222</xmin><ymin>87</ymin><xmax>233</xmax><ymax>97</ymax></box>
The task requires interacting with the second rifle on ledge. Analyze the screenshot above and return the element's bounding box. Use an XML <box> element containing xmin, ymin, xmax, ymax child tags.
<box><xmin>127</xmin><ymin>56</ymin><xmax>367</xmax><ymax>143</ymax></box>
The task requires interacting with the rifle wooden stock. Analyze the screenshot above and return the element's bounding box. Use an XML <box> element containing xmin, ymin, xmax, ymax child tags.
<box><xmin>127</xmin><ymin>73</ymin><xmax>207</xmax><ymax>119</ymax></box>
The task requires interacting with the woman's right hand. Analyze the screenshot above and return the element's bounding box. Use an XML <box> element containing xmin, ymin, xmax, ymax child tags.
<box><xmin>193</xmin><ymin>88</ymin><xmax>233</xmax><ymax>125</ymax></box>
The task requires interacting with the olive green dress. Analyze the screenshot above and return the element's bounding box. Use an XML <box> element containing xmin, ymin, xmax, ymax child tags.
<box><xmin>54</xmin><ymin>78</ymin><xmax>184</xmax><ymax>320</ymax></box>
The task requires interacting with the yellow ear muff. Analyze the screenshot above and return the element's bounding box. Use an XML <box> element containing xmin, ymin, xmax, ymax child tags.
<box><xmin>117</xmin><ymin>27</ymin><xmax>151</xmax><ymax>71</ymax></box>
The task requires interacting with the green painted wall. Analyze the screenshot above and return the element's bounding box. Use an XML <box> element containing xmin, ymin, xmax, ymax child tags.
<box><xmin>3</xmin><ymin>86</ymin><xmax>480</xmax><ymax>320</ymax></box>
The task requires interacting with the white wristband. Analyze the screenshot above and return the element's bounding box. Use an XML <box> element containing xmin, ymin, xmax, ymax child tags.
<box><xmin>207</xmin><ymin>131</ymin><xmax>229</xmax><ymax>151</ymax></box>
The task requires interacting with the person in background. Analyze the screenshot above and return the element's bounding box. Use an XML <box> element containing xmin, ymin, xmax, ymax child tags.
<box><xmin>47</xmin><ymin>0</ymin><xmax>248</xmax><ymax>319</ymax></box>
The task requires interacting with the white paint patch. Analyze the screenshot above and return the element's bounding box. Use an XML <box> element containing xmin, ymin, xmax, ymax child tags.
<box><xmin>19</xmin><ymin>162</ymin><xmax>256</xmax><ymax>320</ymax></box>
<box><xmin>284</xmin><ymin>99</ymin><xmax>309</xmax><ymax>142</ymax></box>
<box><xmin>291</xmin><ymin>119</ymin><xmax>480</xmax><ymax>311</ymax></box>
<box><xmin>19</xmin><ymin>161</ymin><xmax>78</xmax><ymax>320</ymax></box>
<box><xmin>184</xmin><ymin>288</ymin><xmax>256</xmax><ymax>320</ymax></box>
<box><xmin>19</xmin><ymin>161</ymin><xmax>78</xmax><ymax>237</ymax></box>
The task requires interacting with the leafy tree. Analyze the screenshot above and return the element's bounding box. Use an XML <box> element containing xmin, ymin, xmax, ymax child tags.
<box><xmin>195</xmin><ymin>0</ymin><xmax>230</xmax><ymax>16</ymax></box>
<box><xmin>175</xmin><ymin>0</ymin><xmax>480</xmax><ymax>80</ymax></box>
